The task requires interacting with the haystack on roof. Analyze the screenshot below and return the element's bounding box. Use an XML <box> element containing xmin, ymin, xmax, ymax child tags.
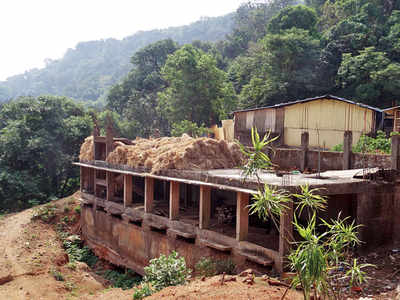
<box><xmin>79</xmin><ymin>134</ymin><xmax>244</xmax><ymax>174</ymax></box>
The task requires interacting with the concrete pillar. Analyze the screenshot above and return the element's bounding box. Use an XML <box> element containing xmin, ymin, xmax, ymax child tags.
<box><xmin>80</xmin><ymin>167</ymin><xmax>84</xmax><ymax>192</ymax></box>
<box><xmin>106</xmin><ymin>171</ymin><xmax>114</xmax><ymax>202</ymax></box>
<box><xmin>169</xmin><ymin>181</ymin><xmax>180</xmax><ymax>220</ymax></box>
<box><xmin>199</xmin><ymin>185</ymin><xmax>211</xmax><ymax>229</ymax></box>
<box><xmin>356</xmin><ymin>192</ymin><xmax>373</xmax><ymax>247</ymax></box>
<box><xmin>300</xmin><ymin>132</ymin><xmax>309</xmax><ymax>172</ymax></box>
<box><xmin>236</xmin><ymin>192</ymin><xmax>249</xmax><ymax>241</ymax></box>
<box><xmin>391</xmin><ymin>135</ymin><xmax>400</xmax><ymax>170</ymax></box>
<box><xmin>278</xmin><ymin>200</ymin><xmax>293</xmax><ymax>273</ymax></box>
<box><xmin>124</xmin><ymin>174</ymin><xmax>133</xmax><ymax>208</ymax></box>
<box><xmin>393</xmin><ymin>186</ymin><xmax>400</xmax><ymax>244</ymax></box>
<box><xmin>343</xmin><ymin>131</ymin><xmax>353</xmax><ymax>170</ymax></box>
<box><xmin>145</xmin><ymin>177</ymin><xmax>154</xmax><ymax>213</ymax></box>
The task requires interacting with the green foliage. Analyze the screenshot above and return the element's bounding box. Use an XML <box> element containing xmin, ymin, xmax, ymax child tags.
<box><xmin>31</xmin><ymin>203</ymin><xmax>57</xmax><ymax>223</ymax></box>
<box><xmin>171</xmin><ymin>120</ymin><xmax>210</xmax><ymax>138</ymax></box>
<box><xmin>62</xmin><ymin>235</ymin><xmax>98</xmax><ymax>267</ymax></box>
<box><xmin>132</xmin><ymin>283</ymin><xmax>154</xmax><ymax>300</ymax></box>
<box><xmin>103</xmin><ymin>269</ymin><xmax>141</xmax><ymax>290</ymax></box>
<box><xmin>195</xmin><ymin>257</ymin><xmax>236</xmax><ymax>277</ymax></box>
<box><xmin>74</xmin><ymin>205</ymin><xmax>81</xmax><ymax>214</ymax></box>
<box><xmin>293</xmin><ymin>184</ymin><xmax>327</xmax><ymax>216</ymax></box>
<box><xmin>0</xmin><ymin>96</ymin><xmax>92</xmax><ymax>211</ymax></box>
<box><xmin>50</xmin><ymin>268</ymin><xmax>65</xmax><ymax>281</ymax></box>
<box><xmin>353</xmin><ymin>130</ymin><xmax>391</xmax><ymax>154</ymax></box>
<box><xmin>143</xmin><ymin>251</ymin><xmax>190</xmax><ymax>292</ymax></box>
<box><xmin>267</xmin><ymin>5</ymin><xmax>318</xmax><ymax>34</ymax></box>
<box><xmin>238</xmin><ymin>127</ymin><xmax>278</xmax><ymax>180</ymax></box>
<box><xmin>331</xmin><ymin>143</ymin><xmax>343</xmax><ymax>152</ymax></box>
<box><xmin>159</xmin><ymin>44</ymin><xmax>236</xmax><ymax>127</ymax></box>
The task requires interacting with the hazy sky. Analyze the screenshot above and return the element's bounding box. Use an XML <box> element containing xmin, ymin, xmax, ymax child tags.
<box><xmin>0</xmin><ymin>0</ymin><xmax>244</xmax><ymax>81</ymax></box>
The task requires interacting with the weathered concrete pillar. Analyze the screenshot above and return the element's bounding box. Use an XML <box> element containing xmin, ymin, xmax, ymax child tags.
<box><xmin>236</xmin><ymin>192</ymin><xmax>249</xmax><ymax>241</ymax></box>
<box><xmin>391</xmin><ymin>135</ymin><xmax>400</xmax><ymax>170</ymax></box>
<box><xmin>144</xmin><ymin>177</ymin><xmax>154</xmax><ymax>213</ymax></box>
<box><xmin>80</xmin><ymin>167</ymin><xmax>84</xmax><ymax>192</ymax></box>
<box><xmin>169</xmin><ymin>181</ymin><xmax>180</xmax><ymax>220</ymax></box>
<box><xmin>393</xmin><ymin>185</ymin><xmax>400</xmax><ymax>244</ymax></box>
<box><xmin>343</xmin><ymin>131</ymin><xmax>353</xmax><ymax>170</ymax></box>
<box><xmin>300</xmin><ymin>132</ymin><xmax>309</xmax><ymax>172</ymax></box>
<box><xmin>199</xmin><ymin>185</ymin><xmax>211</xmax><ymax>229</ymax></box>
<box><xmin>278</xmin><ymin>200</ymin><xmax>293</xmax><ymax>273</ymax></box>
<box><xmin>356</xmin><ymin>192</ymin><xmax>374</xmax><ymax>248</ymax></box>
<box><xmin>106</xmin><ymin>171</ymin><xmax>114</xmax><ymax>202</ymax></box>
<box><xmin>124</xmin><ymin>174</ymin><xmax>133</xmax><ymax>208</ymax></box>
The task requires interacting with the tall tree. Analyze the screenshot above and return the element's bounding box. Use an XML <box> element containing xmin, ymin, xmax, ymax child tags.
<box><xmin>158</xmin><ymin>45</ymin><xmax>236</xmax><ymax>127</ymax></box>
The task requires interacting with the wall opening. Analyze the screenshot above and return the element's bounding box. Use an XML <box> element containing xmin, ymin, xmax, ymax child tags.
<box><xmin>153</xmin><ymin>179</ymin><xmax>170</xmax><ymax>218</ymax></box>
<box><xmin>179</xmin><ymin>184</ymin><xmax>200</xmax><ymax>226</ymax></box>
<box><xmin>208</xmin><ymin>189</ymin><xmax>237</xmax><ymax>239</ymax></box>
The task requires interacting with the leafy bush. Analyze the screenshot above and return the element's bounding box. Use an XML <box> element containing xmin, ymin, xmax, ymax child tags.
<box><xmin>74</xmin><ymin>205</ymin><xmax>81</xmax><ymax>214</ymax></box>
<box><xmin>50</xmin><ymin>268</ymin><xmax>65</xmax><ymax>281</ymax></box>
<box><xmin>63</xmin><ymin>235</ymin><xmax>98</xmax><ymax>267</ymax></box>
<box><xmin>31</xmin><ymin>203</ymin><xmax>57</xmax><ymax>222</ymax></box>
<box><xmin>171</xmin><ymin>120</ymin><xmax>210</xmax><ymax>138</ymax></box>
<box><xmin>144</xmin><ymin>251</ymin><xmax>190</xmax><ymax>291</ymax></box>
<box><xmin>133</xmin><ymin>283</ymin><xmax>154</xmax><ymax>300</ymax></box>
<box><xmin>353</xmin><ymin>130</ymin><xmax>391</xmax><ymax>154</ymax></box>
<box><xmin>133</xmin><ymin>251</ymin><xmax>190</xmax><ymax>299</ymax></box>
<box><xmin>195</xmin><ymin>257</ymin><xmax>236</xmax><ymax>277</ymax></box>
<box><xmin>331</xmin><ymin>143</ymin><xmax>343</xmax><ymax>152</ymax></box>
<box><xmin>103</xmin><ymin>269</ymin><xmax>141</xmax><ymax>290</ymax></box>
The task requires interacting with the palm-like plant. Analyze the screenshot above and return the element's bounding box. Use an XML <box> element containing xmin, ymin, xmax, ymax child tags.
<box><xmin>293</xmin><ymin>184</ymin><xmax>327</xmax><ymax>217</ymax></box>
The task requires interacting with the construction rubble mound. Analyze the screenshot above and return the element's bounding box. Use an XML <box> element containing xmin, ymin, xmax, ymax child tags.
<box><xmin>79</xmin><ymin>134</ymin><xmax>245</xmax><ymax>174</ymax></box>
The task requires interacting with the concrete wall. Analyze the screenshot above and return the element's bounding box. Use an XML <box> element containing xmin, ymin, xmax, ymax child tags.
<box><xmin>272</xmin><ymin>148</ymin><xmax>391</xmax><ymax>171</ymax></box>
<box><xmin>81</xmin><ymin>204</ymin><xmax>279</xmax><ymax>275</ymax></box>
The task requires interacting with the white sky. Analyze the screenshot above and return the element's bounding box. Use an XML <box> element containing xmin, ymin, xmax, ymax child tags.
<box><xmin>0</xmin><ymin>0</ymin><xmax>244</xmax><ymax>81</ymax></box>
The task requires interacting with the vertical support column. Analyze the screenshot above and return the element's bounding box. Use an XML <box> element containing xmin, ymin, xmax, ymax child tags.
<box><xmin>169</xmin><ymin>181</ymin><xmax>180</xmax><ymax>220</ymax></box>
<box><xmin>80</xmin><ymin>167</ymin><xmax>84</xmax><ymax>192</ymax></box>
<box><xmin>393</xmin><ymin>186</ymin><xmax>400</xmax><ymax>244</ymax></box>
<box><xmin>145</xmin><ymin>177</ymin><xmax>154</xmax><ymax>213</ymax></box>
<box><xmin>106</xmin><ymin>171</ymin><xmax>114</xmax><ymax>202</ymax></box>
<box><xmin>124</xmin><ymin>174</ymin><xmax>133</xmax><ymax>208</ymax></box>
<box><xmin>391</xmin><ymin>135</ymin><xmax>400</xmax><ymax>170</ymax></box>
<box><xmin>199</xmin><ymin>185</ymin><xmax>211</xmax><ymax>229</ymax></box>
<box><xmin>278</xmin><ymin>200</ymin><xmax>293</xmax><ymax>273</ymax></box>
<box><xmin>343</xmin><ymin>131</ymin><xmax>353</xmax><ymax>170</ymax></box>
<box><xmin>300</xmin><ymin>132</ymin><xmax>309</xmax><ymax>172</ymax></box>
<box><xmin>236</xmin><ymin>192</ymin><xmax>249</xmax><ymax>241</ymax></box>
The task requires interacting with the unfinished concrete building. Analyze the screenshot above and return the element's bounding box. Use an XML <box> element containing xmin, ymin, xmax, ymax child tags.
<box><xmin>75</xmin><ymin>121</ymin><xmax>400</xmax><ymax>275</ymax></box>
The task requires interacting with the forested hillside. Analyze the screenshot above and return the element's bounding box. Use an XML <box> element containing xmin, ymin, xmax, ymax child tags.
<box><xmin>2</xmin><ymin>0</ymin><xmax>400</xmax><ymax>211</ymax></box>
<box><xmin>0</xmin><ymin>14</ymin><xmax>234</xmax><ymax>103</ymax></box>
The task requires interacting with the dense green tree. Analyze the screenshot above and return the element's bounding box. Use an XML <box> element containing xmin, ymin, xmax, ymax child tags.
<box><xmin>0</xmin><ymin>96</ymin><xmax>92</xmax><ymax>210</ymax></box>
<box><xmin>158</xmin><ymin>45</ymin><xmax>236</xmax><ymax>126</ymax></box>
<box><xmin>267</xmin><ymin>5</ymin><xmax>318</xmax><ymax>34</ymax></box>
<box><xmin>337</xmin><ymin>47</ymin><xmax>400</xmax><ymax>106</ymax></box>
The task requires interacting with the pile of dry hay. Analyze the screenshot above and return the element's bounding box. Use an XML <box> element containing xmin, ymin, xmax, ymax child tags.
<box><xmin>79</xmin><ymin>134</ymin><xmax>245</xmax><ymax>174</ymax></box>
<box><xmin>79</xmin><ymin>136</ymin><xmax>94</xmax><ymax>161</ymax></box>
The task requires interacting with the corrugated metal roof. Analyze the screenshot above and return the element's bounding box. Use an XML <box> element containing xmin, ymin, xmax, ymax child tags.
<box><xmin>233</xmin><ymin>95</ymin><xmax>384</xmax><ymax>114</ymax></box>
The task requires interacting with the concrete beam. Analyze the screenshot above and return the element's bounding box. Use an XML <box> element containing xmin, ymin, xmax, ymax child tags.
<box><xmin>145</xmin><ymin>177</ymin><xmax>154</xmax><ymax>213</ymax></box>
<box><xmin>236</xmin><ymin>192</ymin><xmax>249</xmax><ymax>241</ymax></box>
<box><xmin>124</xmin><ymin>174</ymin><xmax>133</xmax><ymax>208</ymax></box>
<box><xmin>278</xmin><ymin>200</ymin><xmax>293</xmax><ymax>273</ymax></box>
<box><xmin>169</xmin><ymin>181</ymin><xmax>180</xmax><ymax>220</ymax></box>
<box><xmin>343</xmin><ymin>131</ymin><xmax>352</xmax><ymax>170</ymax></box>
<box><xmin>199</xmin><ymin>186</ymin><xmax>211</xmax><ymax>229</ymax></box>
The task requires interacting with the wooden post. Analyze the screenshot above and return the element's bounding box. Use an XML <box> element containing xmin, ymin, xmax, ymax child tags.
<box><xmin>391</xmin><ymin>135</ymin><xmax>400</xmax><ymax>170</ymax></box>
<box><xmin>199</xmin><ymin>186</ymin><xmax>211</xmax><ymax>229</ymax></box>
<box><xmin>343</xmin><ymin>131</ymin><xmax>352</xmax><ymax>170</ymax></box>
<box><xmin>236</xmin><ymin>192</ymin><xmax>249</xmax><ymax>241</ymax></box>
<box><xmin>278</xmin><ymin>200</ymin><xmax>293</xmax><ymax>273</ymax></box>
<box><xmin>145</xmin><ymin>177</ymin><xmax>154</xmax><ymax>213</ymax></box>
<box><xmin>124</xmin><ymin>174</ymin><xmax>133</xmax><ymax>208</ymax></box>
<box><xmin>300</xmin><ymin>132</ymin><xmax>309</xmax><ymax>172</ymax></box>
<box><xmin>106</xmin><ymin>171</ymin><xmax>114</xmax><ymax>202</ymax></box>
<box><xmin>169</xmin><ymin>181</ymin><xmax>180</xmax><ymax>220</ymax></box>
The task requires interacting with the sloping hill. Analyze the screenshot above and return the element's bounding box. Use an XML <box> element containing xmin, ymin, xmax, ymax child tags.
<box><xmin>0</xmin><ymin>14</ymin><xmax>234</xmax><ymax>103</ymax></box>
